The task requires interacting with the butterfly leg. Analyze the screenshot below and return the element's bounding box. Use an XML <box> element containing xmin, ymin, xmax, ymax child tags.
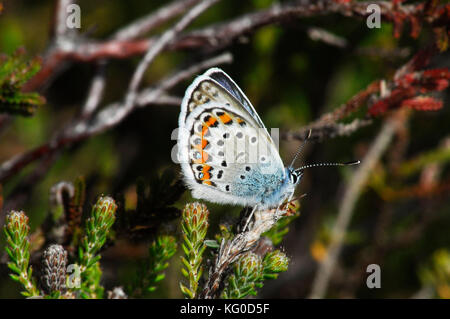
<box><xmin>274</xmin><ymin>191</ymin><xmax>294</xmax><ymax>222</ymax></box>
<box><xmin>274</xmin><ymin>206</ymin><xmax>281</xmax><ymax>222</ymax></box>
<box><xmin>243</xmin><ymin>205</ymin><xmax>258</xmax><ymax>232</ymax></box>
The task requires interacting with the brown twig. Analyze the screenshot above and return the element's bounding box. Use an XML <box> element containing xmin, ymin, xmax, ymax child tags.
<box><xmin>25</xmin><ymin>0</ymin><xmax>450</xmax><ymax>91</ymax></box>
<box><xmin>52</xmin><ymin>0</ymin><xmax>74</xmax><ymax>40</ymax></box>
<box><xmin>122</xmin><ymin>0</ymin><xmax>220</xmax><ymax>128</ymax></box>
<box><xmin>201</xmin><ymin>201</ymin><xmax>298</xmax><ymax>299</ymax></box>
<box><xmin>112</xmin><ymin>0</ymin><xmax>202</xmax><ymax>40</ymax></box>
<box><xmin>80</xmin><ymin>61</ymin><xmax>107</xmax><ymax>119</ymax></box>
<box><xmin>283</xmin><ymin>44</ymin><xmax>449</xmax><ymax>142</ymax></box>
<box><xmin>0</xmin><ymin>52</ymin><xmax>232</xmax><ymax>184</ymax></box>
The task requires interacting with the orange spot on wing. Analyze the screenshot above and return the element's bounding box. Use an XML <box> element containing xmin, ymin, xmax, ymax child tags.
<box><xmin>201</xmin><ymin>151</ymin><xmax>209</xmax><ymax>163</ymax></box>
<box><xmin>202</xmin><ymin>125</ymin><xmax>209</xmax><ymax>136</ymax></box>
<box><xmin>201</xmin><ymin>138</ymin><xmax>208</xmax><ymax>149</ymax></box>
<box><xmin>201</xmin><ymin>117</ymin><xmax>217</xmax><ymax>137</ymax></box>
<box><xmin>207</xmin><ymin>117</ymin><xmax>217</xmax><ymax>127</ymax></box>
<box><xmin>219</xmin><ymin>113</ymin><xmax>232</xmax><ymax>124</ymax></box>
<box><xmin>201</xmin><ymin>165</ymin><xmax>211</xmax><ymax>180</ymax></box>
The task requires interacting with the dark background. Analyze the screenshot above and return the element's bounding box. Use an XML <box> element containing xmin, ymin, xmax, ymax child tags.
<box><xmin>0</xmin><ymin>0</ymin><xmax>449</xmax><ymax>298</ymax></box>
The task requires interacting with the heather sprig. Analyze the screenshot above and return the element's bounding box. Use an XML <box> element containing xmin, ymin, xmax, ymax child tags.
<box><xmin>262</xmin><ymin>250</ymin><xmax>289</xmax><ymax>280</ymax></box>
<box><xmin>79</xmin><ymin>196</ymin><xmax>117</xmax><ymax>271</ymax></box>
<box><xmin>180</xmin><ymin>202</ymin><xmax>209</xmax><ymax>299</ymax></box>
<box><xmin>130</xmin><ymin>235</ymin><xmax>177</xmax><ymax>298</ymax></box>
<box><xmin>221</xmin><ymin>252</ymin><xmax>264</xmax><ymax>299</ymax></box>
<box><xmin>3</xmin><ymin>211</ymin><xmax>40</xmax><ymax>297</ymax></box>
<box><xmin>78</xmin><ymin>196</ymin><xmax>117</xmax><ymax>298</ymax></box>
<box><xmin>221</xmin><ymin>249</ymin><xmax>289</xmax><ymax>299</ymax></box>
<box><xmin>0</xmin><ymin>48</ymin><xmax>45</xmax><ymax>116</ymax></box>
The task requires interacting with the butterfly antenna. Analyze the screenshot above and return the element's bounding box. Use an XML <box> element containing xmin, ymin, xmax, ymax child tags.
<box><xmin>295</xmin><ymin>160</ymin><xmax>360</xmax><ymax>172</ymax></box>
<box><xmin>289</xmin><ymin>129</ymin><xmax>312</xmax><ymax>169</ymax></box>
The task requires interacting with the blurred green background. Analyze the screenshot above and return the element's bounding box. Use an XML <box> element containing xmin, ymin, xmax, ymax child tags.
<box><xmin>0</xmin><ymin>0</ymin><xmax>449</xmax><ymax>298</ymax></box>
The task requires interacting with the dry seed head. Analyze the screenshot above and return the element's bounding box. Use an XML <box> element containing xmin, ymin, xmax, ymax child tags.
<box><xmin>41</xmin><ymin>244</ymin><xmax>68</xmax><ymax>293</ymax></box>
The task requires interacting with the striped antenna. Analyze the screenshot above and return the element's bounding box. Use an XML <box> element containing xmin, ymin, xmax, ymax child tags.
<box><xmin>289</xmin><ymin>129</ymin><xmax>312</xmax><ymax>169</ymax></box>
<box><xmin>294</xmin><ymin>160</ymin><xmax>360</xmax><ymax>172</ymax></box>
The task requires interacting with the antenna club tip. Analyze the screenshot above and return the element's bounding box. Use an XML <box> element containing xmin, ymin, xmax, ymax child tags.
<box><xmin>345</xmin><ymin>160</ymin><xmax>361</xmax><ymax>166</ymax></box>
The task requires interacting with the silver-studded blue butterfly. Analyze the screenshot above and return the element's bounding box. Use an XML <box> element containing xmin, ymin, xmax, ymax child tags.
<box><xmin>177</xmin><ymin>68</ymin><xmax>359</xmax><ymax>213</ymax></box>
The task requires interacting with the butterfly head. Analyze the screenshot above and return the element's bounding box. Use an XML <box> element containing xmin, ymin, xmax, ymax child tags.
<box><xmin>287</xmin><ymin>168</ymin><xmax>303</xmax><ymax>186</ymax></box>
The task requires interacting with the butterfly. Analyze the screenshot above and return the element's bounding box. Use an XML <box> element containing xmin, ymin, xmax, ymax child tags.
<box><xmin>177</xmin><ymin>68</ymin><xmax>359</xmax><ymax>215</ymax></box>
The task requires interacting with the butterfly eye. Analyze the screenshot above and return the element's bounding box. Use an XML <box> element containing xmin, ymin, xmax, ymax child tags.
<box><xmin>290</xmin><ymin>173</ymin><xmax>298</xmax><ymax>184</ymax></box>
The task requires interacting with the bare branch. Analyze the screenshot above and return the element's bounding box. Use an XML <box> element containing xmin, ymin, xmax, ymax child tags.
<box><xmin>136</xmin><ymin>52</ymin><xmax>233</xmax><ymax>107</ymax></box>
<box><xmin>125</xmin><ymin>0</ymin><xmax>220</xmax><ymax>106</ymax></box>
<box><xmin>25</xmin><ymin>0</ymin><xmax>449</xmax><ymax>91</ymax></box>
<box><xmin>283</xmin><ymin>43</ymin><xmax>447</xmax><ymax>142</ymax></box>
<box><xmin>0</xmin><ymin>52</ymin><xmax>232</xmax><ymax>183</ymax></box>
<box><xmin>113</xmin><ymin>0</ymin><xmax>202</xmax><ymax>40</ymax></box>
<box><xmin>80</xmin><ymin>61</ymin><xmax>107</xmax><ymax>118</ymax></box>
<box><xmin>53</xmin><ymin>0</ymin><xmax>74</xmax><ymax>40</ymax></box>
<box><xmin>201</xmin><ymin>201</ymin><xmax>298</xmax><ymax>299</ymax></box>
<box><xmin>307</xmin><ymin>27</ymin><xmax>347</xmax><ymax>48</ymax></box>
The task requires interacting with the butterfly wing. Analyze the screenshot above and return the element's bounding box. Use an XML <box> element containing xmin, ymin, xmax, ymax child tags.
<box><xmin>204</xmin><ymin>68</ymin><xmax>267</xmax><ymax>130</ymax></box>
<box><xmin>179</xmin><ymin>68</ymin><xmax>268</xmax><ymax>135</ymax></box>
<box><xmin>178</xmin><ymin>68</ymin><xmax>286</xmax><ymax>208</ymax></box>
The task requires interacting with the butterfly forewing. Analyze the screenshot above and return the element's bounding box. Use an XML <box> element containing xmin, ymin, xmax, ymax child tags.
<box><xmin>205</xmin><ymin>68</ymin><xmax>267</xmax><ymax>129</ymax></box>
